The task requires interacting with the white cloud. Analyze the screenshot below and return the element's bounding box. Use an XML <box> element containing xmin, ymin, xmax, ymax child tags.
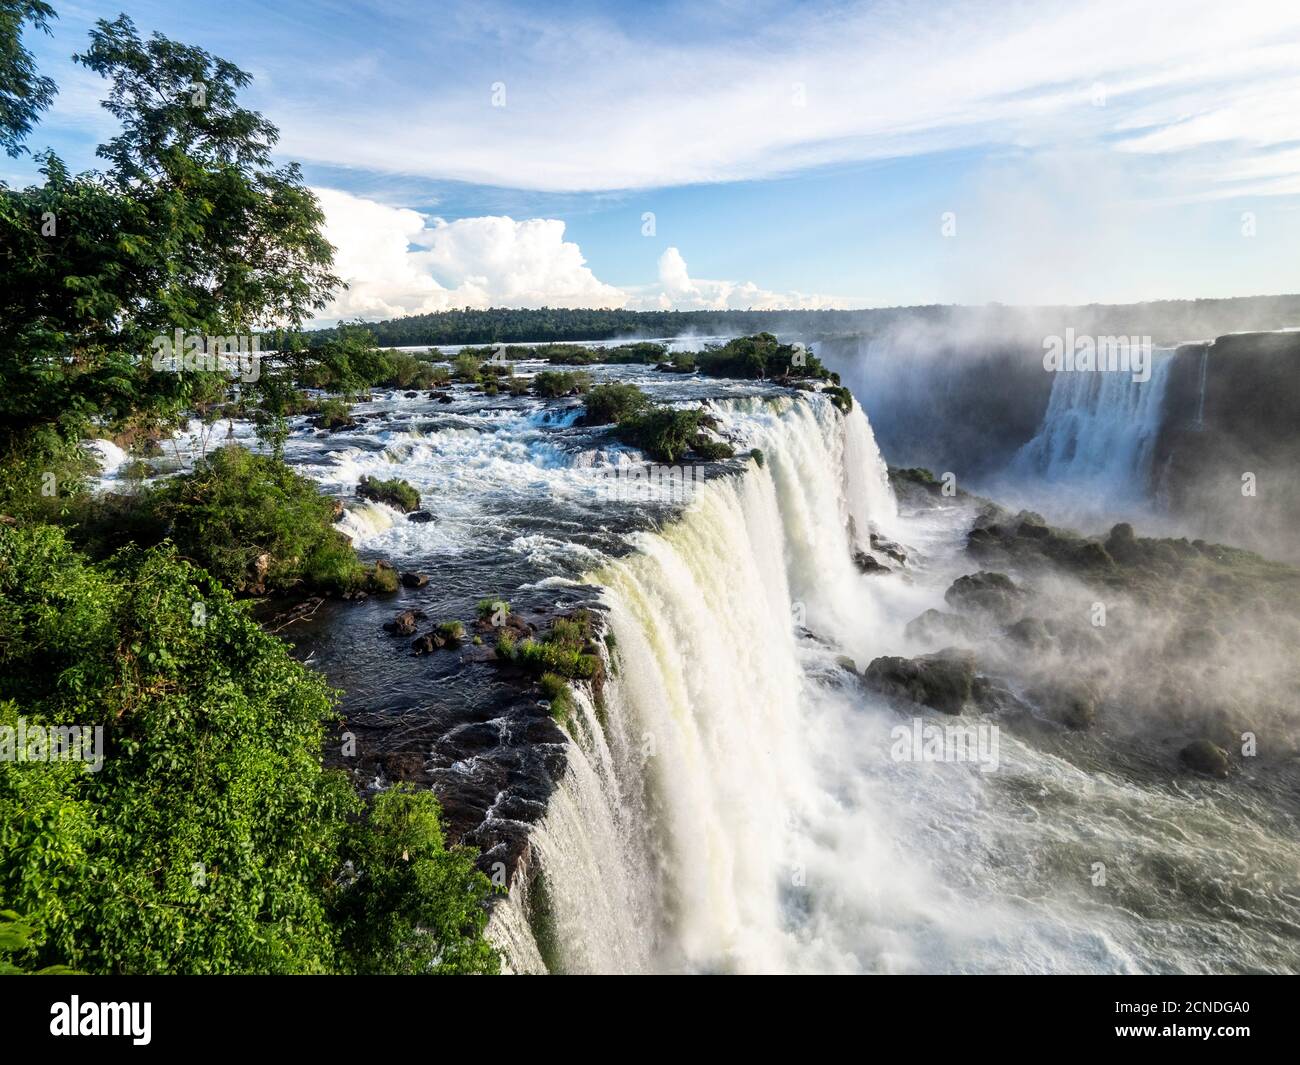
<box><xmin>626</xmin><ymin>248</ymin><xmax>857</xmax><ymax>311</ymax></box>
<box><xmin>315</xmin><ymin>188</ymin><xmax>626</xmax><ymax>319</ymax></box>
<box><xmin>313</xmin><ymin>190</ymin><xmax>850</xmax><ymax>320</ymax></box>
<box><xmin>272</xmin><ymin>0</ymin><xmax>1300</xmax><ymax>198</ymax></box>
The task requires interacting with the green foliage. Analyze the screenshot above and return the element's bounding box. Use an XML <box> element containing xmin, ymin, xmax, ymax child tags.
<box><xmin>612</xmin><ymin>406</ymin><xmax>706</xmax><ymax>463</ymax></box>
<box><xmin>312</xmin><ymin>396</ymin><xmax>354</xmax><ymax>430</ymax></box>
<box><xmin>532</xmin><ymin>370</ymin><xmax>591</xmax><ymax>398</ymax></box>
<box><xmin>583</xmin><ymin>382</ymin><xmax>649</xmax><ymax>425</ymax></box>
<box><xmin>331</xmin><ymin>786</ymin><xmax>499</xmax><ymax>975</ymax></box>
<box><xmin>0</xmin><ymin>1</ymin><xmax>57</xmax><ymax>159</ymax></box>
<box><xmin>661</xmin><ymin>350</ymin><xmax>697</xmax><ymax>373</ymax></box>
<box><xmin>694</xmin><ymin>333</ymin><xmax>832</xmax><ymax>381</ymax></box>
<box><xmin>434</xmin><ymin>620</ymin><xmax>465</xmax><ymax>642</ymax></box>
<box><xmin>823</xmin><ymin>385</ymin><xmax>854</xmax><ymax>413</ymax></box>
<box><xmin>357</xmin><ymin>474</ymin><xmax>421</xmax><ymax>513</ymax></box>
<box><xmin>0</xmin><ymin>525</ymin><xmax>498</xmax><ymax>974</ymax></box>
<box><xmin>508</xmin><ymin>612</ymin><xmax>598</xmax><ymax>681</ymax></box>
<box><xmin>538</xmin><ymin>673</ymin><xmax>574</xmax><ymax>724</ymax></box>
<box><xmin>452</xmin><ymin>353</ymin><xmax>482</xmax><ymax>382</ymax></box>
<box><xmin>689</xmin><ymin>435</ymin><xmax>735</xmax><ymax>461</ymax></box>
<box><xmin>750</xmin><ymin>448</ymin><xmax>765</xmax><ymax>468</ymax></box>
<box><xmin>142</xmin><ymin>445</ymin><xmax>367</xmax><ymax>593</ymax></box>
<box><xmin>0</xmin><ymin>524</ymin><xmax>350</xmax><ymax>973</ymax></box>
<box><xmin>477</xmin><ymin>598</ymin><xmax>510</xmax><ymax>619</ymax></box>
<box><xmin>1</xmin><ymin>14</ymin><xmax>340</xmax><ymax>458</ymax></box>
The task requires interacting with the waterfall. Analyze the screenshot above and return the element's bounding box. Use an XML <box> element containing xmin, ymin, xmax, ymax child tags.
<box><xmin>1009</xmin><ymin>352</ymin><xmax>1175</xmax><ymax>503</ymax></box>
<box><xmin>1193</xmin><ymin>345</ymin><xmax>1211</xmax><ymax>430</ymax></box>
<box><xmin>491</xmin><ymin>395</ymin><xmax>940</xmax><ymax>973</ymax></box>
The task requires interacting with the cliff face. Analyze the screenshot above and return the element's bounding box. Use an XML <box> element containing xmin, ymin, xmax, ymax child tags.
<box><xmin>1153</xmin><ymin>332</ymin><xmax>1300</xmax><ymax>561</ymax></box>
<box><xmin>819</xmin><ymin>334</ymin><xmax>1054</xmax><ymax>479</ymax></box>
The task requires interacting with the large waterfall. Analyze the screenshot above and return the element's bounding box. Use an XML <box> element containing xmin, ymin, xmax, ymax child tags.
<box><xmin>489</xmin><ymin>397</ymin><xmax>981</xmax><ymax>973</ymax></box>
<box><xmin>1009</xmin><ymin>353</ymin><xmax>1175</xmax><ymax>503</ymax></box>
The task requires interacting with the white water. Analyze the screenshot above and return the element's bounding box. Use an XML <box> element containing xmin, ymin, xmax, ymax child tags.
<box><xmin>1008</xmin><ymin>354</ymin><xmax>1175</xmax><ymax>505</ymax></box>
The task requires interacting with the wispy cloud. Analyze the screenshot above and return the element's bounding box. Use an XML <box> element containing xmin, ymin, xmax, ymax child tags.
<box><xmin>268</xmin><ymin>0</ymin><xmax>1300</xmax><ymax>197</ymax></box>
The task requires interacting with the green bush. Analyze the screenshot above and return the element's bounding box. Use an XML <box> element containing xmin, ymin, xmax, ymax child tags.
<box><xmin>583</xmin><ymin>383</ymin><xmax>649</xmax><ymax>425</ymax></box>
<box><xmin>612</xmin><ymin>406</ymin><xmax>706</xmax><ymax>463</ymax></box>
<box><xmin>357</xmin><ymin>475</ymin><xmax>421</xmax><ymax>513</ymax></box>
<box><xmin>689</xmin><ymin>435</ymin><xmax>735</xmax><ymax>461</ymax></box>
<box><xmin>435</xmin><ymin>620</ymin><xmax>465</xmax><ymax>642</ymax></box>
<box><xmin>532</xmin><ymin>370</ymin><xmax>592</xmax><ymax>398</ymax></box>
<box><xmin>145</xmin><ymin>445</ymin><xmax>369</xmax><ymax>594</ymax></box>
<box><xmin>452</xmin><ymin>354</ymin><xmax>483</xmax><ymax>382</ymax></box>
<box><xmin>0</xmin><ymin>525</ymin><xmax>497</xmax><ymax>974</ymax></box>
<box><xmin>538</xmin><ymin>673</ymin><xmax>574</xmax><ymax>724</ymax></box>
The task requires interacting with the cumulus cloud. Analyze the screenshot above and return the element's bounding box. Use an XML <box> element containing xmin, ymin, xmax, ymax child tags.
<box><xmin>314</xmin><ymin>190</ymin><xmax>850</xmax><ymax>319</ymax></box>
<box><xmin>626</xmin><ymin>248</ymin><xmax>857</xmax><ymax>311</ymax></box>
<box><xmin>315</xmin><ymin>188</ymin><xmax>627</xmax><ymax>319</ymax></box>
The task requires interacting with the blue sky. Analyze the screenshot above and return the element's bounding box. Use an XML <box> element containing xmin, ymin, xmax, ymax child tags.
<box><xmin>10</xmin><ymin>0</ymin><xmax>1300</xmax><ymax>320</ymax></box>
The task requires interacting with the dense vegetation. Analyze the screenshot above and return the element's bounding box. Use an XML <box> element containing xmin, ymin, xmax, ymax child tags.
<box><xmin>0</xmin><ymin>6</ymin><xmax>497</xmax><ymax>973</ymax></box>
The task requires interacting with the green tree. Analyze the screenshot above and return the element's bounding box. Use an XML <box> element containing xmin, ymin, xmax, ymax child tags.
<box><xmin>0</xmin><ymin>1</ymin><xmax>57</xmax><ymax>158</ymax></box>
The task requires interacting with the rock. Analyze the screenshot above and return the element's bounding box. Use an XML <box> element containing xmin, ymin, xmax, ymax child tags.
<box><xmin>407</xmin><ymin>510</ymin><xmax>434</xmax><ymax>523</ymax></box>
<box><xmin>383</xmin><ymin>609</ymin><xmax>426</xmax><ymax>636</ymax></box>
<box><xmin>1179</xmin><ymin>739</ymin><xmax>1229</xmax><ymax>778</ymax></box>
<box><xmin>1065</xmin><ymin>541</ymin><xmax>1114</xmax><ymax>570</ymax></box>
<box><xmin>904</xmin><ymin>608</ymin><xmax>979</xmax><ymax>644</ymax></box>
<box><xmin>852</xmin><ymin>550</ymin><xmax>891</xmax><ymax>575</ymax></box>
<box><xmin>870</xmin><ymin>533</ymin><xmax>908</xmax><ymax>565</ymax></box>
<box><xmin>330</xmin><ymin>499</ymin><xmax>345</xmax><ymax>522</ymax></box>
<box><xmin>411</xmin><ymin>633</ymin><xmax>438</xmax><ymax>654</ymax></box>
<box><xmin>862</xmin><ymin>648</ymin><xmax>978</xmax><ymax>715</ymax></box>
<box><xmin>1014</xmin><ymin>511</ymin><xmax>1051</xmax><ymax>539</ymax></box>
<box><xmin>945</xmin><ymin>571</ymin><xmax>1024</xmax><ymax>620</ymax></box>
<box><xmin>400</xmin><ymin>571</ymin><xmax>428</xmax><ymax>589</ymax></box>
<box><xmin>404</xmin><ymin>390</ymin><xmax>419</xmax><ymax>398</ymax></box>
<box><xmin>1004</xmin><ymin>616</ymin><xmax>1055</xmax><ymax>652</ymax></box>
<box><xmin>1028</xmin><ymin>681</ymin><xmax>1097</xmax><ymax>730</ymax></box>
<box><xmin>375</xmin><ymin>559</ymin><xmax>394</xmax><ymax>571</ymax></box>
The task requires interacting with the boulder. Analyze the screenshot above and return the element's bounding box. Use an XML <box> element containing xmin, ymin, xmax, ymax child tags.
<box><xmin>945</xmin><ymin>571</ymin><xmax>1024</xmax><ymax>620</ymax></box>
<box><xmin>870</xmin><ymin>533</ymin><xmax>909</xmax><ymax>565</ymax></box>
<box><xmin>852</xmin><ymin>550</ymin><xmax>891</xmax><ymax>575</ymax></box>
<box><xmin>904</xmin><ymin>608</ymin><xmax>979</xmax><ymax>644</ymax></box>
<box><xmin>1179</xmin><ymin>739</ymin><xmax>1230</xmax><ymax>778</ymax></box>
<box><xmin>1004</xmin><ymin>616</ymin><xmax>1055</xmax><ymax>652</ymax></box>
<box><xmin>862</xmin><ymin>648</ymin><xmax>978</xmax><ymax>715</ymax></box>
<box><xmin>400</xmin><ymin>571</ymin><xmax>429</xmax><ymax>589</ymax></box>
<box><xmin>383</xmin><ymin>608</ymin><xmax>426</xmax><ymax>636</ymax></box>
<box><xmin>407</xmin><ymin>510</ymin><xmax>434</xmax><ymax>523</ymax></box>
<box><xmin>1027</xmin><ymin>681</ymin><xmax>1097</xmax><ymax>730</ymax></box>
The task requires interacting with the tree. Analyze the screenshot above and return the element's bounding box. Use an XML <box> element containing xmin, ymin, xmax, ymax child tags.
<box><xmin>0</xmin><ymin>1</ymin><xmax>57</xmax><ymax>158</ymax></box>
<box><xmin>0</xmin><ymin>13</ymin><xmax>340</xmax><ymax>465</ymax></box>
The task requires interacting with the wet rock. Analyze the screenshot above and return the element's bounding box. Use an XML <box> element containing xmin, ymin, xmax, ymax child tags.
<box><xmin>404</xmin><ymin>390</ymin><xmax>419</xmax><ymax>398</ymax></box>
<box><xmin>1179</xmin><ymin>739</ymin><xmax>1230</xmax><ymax>778</ymax></box>
<box><xmin>383</xmin><ymin>609</ymin><xmax>426</xmax><ymax>636</ymax></box>
<box><xmin>1105</xmin><ymin>522</ymin><xmax>1139</xmax><ymax>562</ymax></box>
<box><xmin>1004</xmin><ymin>616</ymin><xmax>1055</xmax><ymax>652</ymax></box>
<box><xmin>400</xmin><ymin>571</ymin><xmax>428</xmax><ymax>589</ymax></box>
<box><xmin>330</xmin><ymin>499</ymin><xmax>345</xmax><ymax>522</ymax></box>
<box><xmin>904</xmin><ymin>608</ymin><xmax>979</xmax><ymax>644</ymax></box>
<box><xmin>407</xmin><ymin>510</ymin><xmax>434</xmax><ymax>523</ymax></box>
<box><xmin>852</xmin><ymin>550</ymin><xmax>891</xmax><ymax>575</ymax></box>
<box><xmin>945</xmin><ymin>571</ymin><xmax>1024</xmax><ymax>620</ymax></box>
<box><xmin>870</xmin><ymin>533</ymin><xmax>909</xmax><ymax>565</ymax></box>
<box><xmin>1028</xmin><ymin>681</ymin><xmax>1097</xmax><ymax>730</ymax></box>
<box><xmin>1014</xmin><ymin>511</ymin><xmax>1051</xmax><ymax>539</ymax></box>
<box><xmin>862</xmin><ymin>647</ymin><xmax>979</xmax><ymax>715</ymax></box>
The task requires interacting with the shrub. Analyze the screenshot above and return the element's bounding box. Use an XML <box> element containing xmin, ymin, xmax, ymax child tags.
<box><xmin>583</xmin><ymin>383</ymin><xmax>649</xmax><ymax>425</ymax></box>
<box><xmin>435</xmin><ymin>620</ymin><xmax>465</xmax><ymax>642</ymax></box>
<box><xmin>312</xmin><ymin>397</ymin><xmax>355</xmax><ymax>430</ymax></box>
<box><xmin>357</xmin><ymin>475</ymin><xmax>421</xmax><ymax>513</ymax></box>
<box><xmin>689</xmin><ymin>435</ymin><xmax>735</xmax><ymax>461</ymax></box>
<box><xmin>477</xmin><ymin>598</ymin><xmax>510</xmax><ymax>620</ymax></box>
<box><xmin>750</xmin><ymin>448</ymin><xmax>766</xmax><ymax>468</ymax></box>
<box><xmin>823</xmin><ymin>385</ymin><xmax>854</xmax><ymax>413</ymax></box>
<box><xmin>144</xmin><ymin>445</ymin><xmax>369</xmax><ymax>594</ymax></box>
<box><xmin>612</xmin><ymin>406</ymin><xmax>706</xmax><ymax>463</ymax></box>
<box><xmin>538</xmin><ymin>672</ymin><xmax>574</xmax><ymax>724</ymax></box>
<box><xmin>452</xmin><ymin>354</ymin><xmax>482</xmax><ymax>382</ymax></box>
<box><xmin>532</xmin><ymin>370</ymin><xmax>591</xmax><ymax>398</ymax></box>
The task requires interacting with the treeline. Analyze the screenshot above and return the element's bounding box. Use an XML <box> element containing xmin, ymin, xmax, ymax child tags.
<box><xmin>303</xmin><ymin>294</ymin><xmax>1300</xmax><ymax>349</ymax></box>
<box><xmin>0</xmin><ymin>6</ymin><xmax>498</xmax><ymax>974</ymax></box>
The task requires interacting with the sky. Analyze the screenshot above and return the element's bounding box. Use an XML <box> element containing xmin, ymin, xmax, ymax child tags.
<box><xmin>9</xmin><ymin>0</ymin><xmax>1300</xmax><ymax>322</ymax></box>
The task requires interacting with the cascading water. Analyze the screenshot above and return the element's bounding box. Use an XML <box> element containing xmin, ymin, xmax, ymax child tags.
<box><xmin>1009</xmin><ymin>352</ymin><xmax>1175</xmax><ymax>504</ymax></box>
